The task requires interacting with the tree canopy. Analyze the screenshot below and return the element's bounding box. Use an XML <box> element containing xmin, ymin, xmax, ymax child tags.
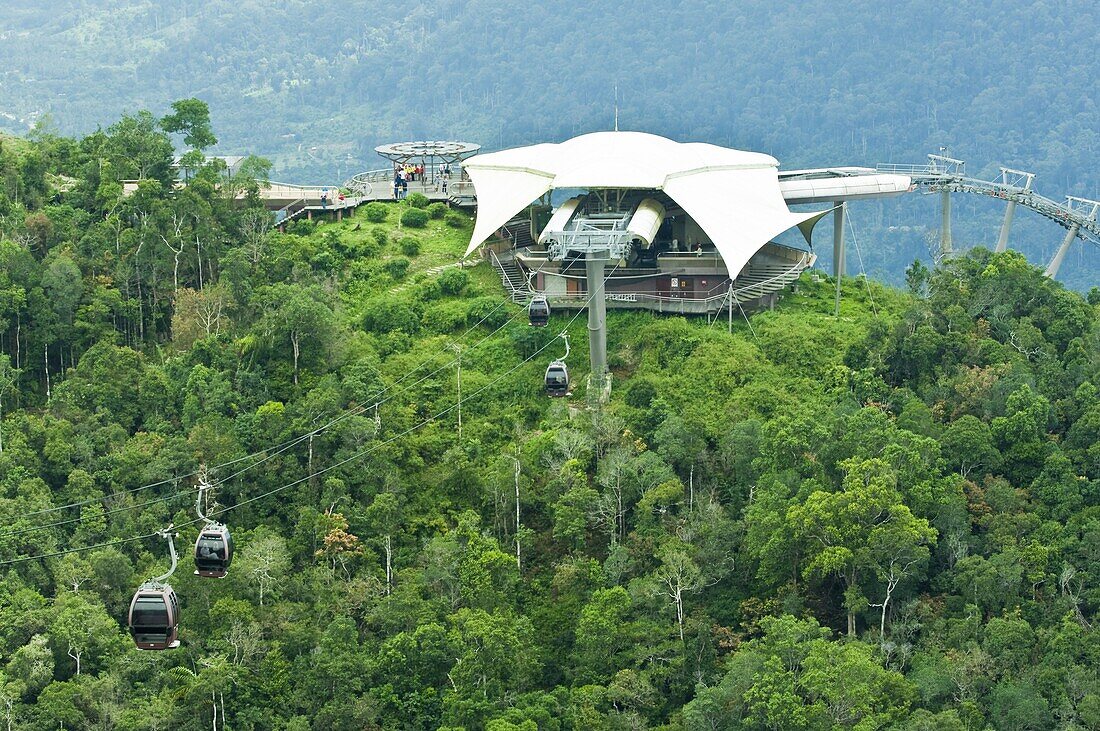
<box><xmin>0</xmin><ymin>105</ymin><xmax>1098</xmax><ymax>730</ymax></box>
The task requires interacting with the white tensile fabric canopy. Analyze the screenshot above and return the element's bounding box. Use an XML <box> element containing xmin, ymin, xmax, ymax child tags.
<box><xmin>463</xmin><ymin>131</ymin><xmax>825</xmax><ymax>277</ymax></box>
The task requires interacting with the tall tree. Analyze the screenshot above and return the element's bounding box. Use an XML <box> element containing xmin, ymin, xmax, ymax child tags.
<box><xmin>789</xmin><ymin>458</ymin><xmax>937</xmax><ymax>637</ymax></box>
<box><xmin>160</xmin><ymin>98</ymin><xmax>218</xmax><ymax>152</ymax></box>
<box><xmin>259</xmin><ymin>284</ymin><xmax>336</xmax><ymax>386</ymax></box>
<box><xmin>0</xmin><ymin>354</ymin><xmax>18</xmax><ymax>453</ymax></box>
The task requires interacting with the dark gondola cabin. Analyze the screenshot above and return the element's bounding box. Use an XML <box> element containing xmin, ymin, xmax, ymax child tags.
<box><xmin>545</xmin><ymin>360</ymin><xmax>570</xmax><ymax>396</ymax></box>
<box><xmin>528</xmin><ymin>296</ymin><xmax>550</xmax><ymax>327</ymax></box>
<box><xmin>128</xmin><ymin>583</ymin><xmax>180</xmax><ymax>650</ymax></box>
<box><xmin>194</xmin><ymin>524</ymin><xmax>234</xmax><ymax>578</ymax></box>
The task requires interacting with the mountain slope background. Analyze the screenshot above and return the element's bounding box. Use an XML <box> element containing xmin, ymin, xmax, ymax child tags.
<box><xmin>2</xmin><ymin>0</ymin><xmax>1098</xmax><ymax>287</ymax></box>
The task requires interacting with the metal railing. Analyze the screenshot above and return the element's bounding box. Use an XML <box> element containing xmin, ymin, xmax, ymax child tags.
<box><xmin>344</xmin><ymin>167</ymin><xmax>475</xmax><ymax>201</ymax></box>
<box><xmin>529</xmin><ymin>251</ymin><xmax>813</xmax><ymax>314</ymax></box>
<box><xmin>344</xmin><ymin>169</ymin><xmax>392</xmax><ymax>197</ymax></box>
<box><xmin>274</xmin><ymin>197</ymin><xmax>306</xmax><ymax>224</ymax></box>
<box><xmin>875</xmin><ymin>162</ymin><xmax>1100</xmax><ymax>245</ymax></box>
<box><xmin>489</xmin><ymin>249</ymin><xmax>531</xmax><ymax>302</ymax></box>
<box><xmin>265</xmin><ymin>180</ymin><xmax>342</xmax><ymax>194</ymax></box>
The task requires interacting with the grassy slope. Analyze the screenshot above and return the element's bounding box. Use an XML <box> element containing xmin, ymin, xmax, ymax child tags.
<box><xmin>307</xmin><ymin>200</ymin><xmax>908</xmax><ymax>429</ymax></box>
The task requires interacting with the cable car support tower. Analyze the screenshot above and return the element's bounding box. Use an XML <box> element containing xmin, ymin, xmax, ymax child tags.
<box><xmin>541</xmin><ymin>193</ymin><xmax>649</xmax><ymax>400</ymax></box>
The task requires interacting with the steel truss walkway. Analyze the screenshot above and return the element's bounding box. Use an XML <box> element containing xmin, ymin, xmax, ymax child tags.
<box><xmin>877</xmin><ymin>154</ymin><xmax>1100</xmax><ymax>277</ymax></box>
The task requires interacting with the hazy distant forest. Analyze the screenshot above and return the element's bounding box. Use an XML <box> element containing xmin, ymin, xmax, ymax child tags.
<box><xmin>0</xmin><ymin>0</ymin><xmax>1098</xmax><ymax>287</ymax></box>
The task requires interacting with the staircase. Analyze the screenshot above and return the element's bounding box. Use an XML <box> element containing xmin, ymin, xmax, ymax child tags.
<box><xmin>388</xmin><ymin>262</ymin><xmax>463</xmax><ymax>294</ymax></box>
<box><xmin>501</xmin><ymin>218</ymin><xmax>535</xmax><ymax>249</ymax></box>
<box><xmin>489</xmin><ymin>249</ymin><xmax>530</xmax><ymax>303</ymax></box>
<box><xmin>730</xmin><ymin>252</ymin><xmax>815</xmax><ymax>302</ymax></box>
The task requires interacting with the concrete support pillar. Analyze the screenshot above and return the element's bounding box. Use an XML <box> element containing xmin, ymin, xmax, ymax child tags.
<box><xmin>586</xmin><ymin>254</ymin><xmax>607</xmax><ymax>379</ymax></box>
<box><xmin>833</xmin><ymin>202</ymin><xmax>845</xmax><ymax>317</ymax></box>
<box><xmin>832</xmin><ymin>202</ymin><xmax>846</xmax><ymax>278</ymax></box>
<box><xmin>1045</xmin><ymin>223</ymin><xmax>1080</xmax><ymax>279</ymax></box>
<box><xmin>728</xmin><ymin>287</ymin><xmax>733</xmax><ymax>334</ymax></box>
<box><xmin>337</xmin><ymin>209</ymin><xmax>344</xmax><ymax>221</ymax></box>
<box><xmin>940</xmin><ymin>190</ymin><xmax>953</xmax><ymax>257</ymax></box>
<box><xmin>995</xmin><ymin>200</ymin><xmax>1017</xmax><ymax>252</ymax></box>
<box><xmin>306</xmin><ymin>210</ymin><xmax>313</xmax><ymax>221</ymax></box>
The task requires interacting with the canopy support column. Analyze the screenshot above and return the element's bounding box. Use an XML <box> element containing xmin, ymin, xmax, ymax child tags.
<box><xmin>833</xmin><ymin>201</ymin><xmax>845</xmax><ymax>317</ymax></box>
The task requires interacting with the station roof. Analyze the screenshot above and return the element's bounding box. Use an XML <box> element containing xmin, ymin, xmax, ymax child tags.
<box><xmin>462</xmin><ymin>131</ymin><xmax>827</xmax><ymax>277</ymax></box>
<box><xmin>376</xmin><ymin>141</ymin><xmax>481</xmax><ymax>165</ymax></box>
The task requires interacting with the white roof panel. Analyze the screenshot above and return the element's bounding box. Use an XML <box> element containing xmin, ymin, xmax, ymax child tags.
<box><xmin>462</xmin><ymin>132</ymin><xmax>883</xmax><ymax>272</ymax></box>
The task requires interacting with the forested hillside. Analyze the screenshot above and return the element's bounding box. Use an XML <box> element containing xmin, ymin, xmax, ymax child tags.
<box><xmin>1</xmin><ymin>107</ymin><xmax>1100</xmax><ymax>729</ymax></box>
<box><xmin>1</xmin><ymin>0</ymin><xmax>1099</xmax><ymax>288</ymax></box>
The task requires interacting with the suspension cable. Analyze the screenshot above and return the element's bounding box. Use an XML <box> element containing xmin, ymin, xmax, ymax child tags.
<box><xmin>0</xmin><ymin>265</ymin><xmax>615</xmax><ymax>567</ymax></box>
<box><xmin>2</xmin><ymin>295</ymin><xmax>517</xmax><ymax>533</ymax></box>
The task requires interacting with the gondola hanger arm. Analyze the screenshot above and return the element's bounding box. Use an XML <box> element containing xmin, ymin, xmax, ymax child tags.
<box><xmin>152</xmin><ymin>526</ymin><xmax>179</xmax><ymax>584</ymax></box>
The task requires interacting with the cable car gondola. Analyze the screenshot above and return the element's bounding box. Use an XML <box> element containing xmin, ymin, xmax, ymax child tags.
<box><xmin>545</xmin><ymin>360</ymin><xmax>570</xmax><ymax>396</ymax></box>
<box><xmin>544</xmin><ymin>331</ymin><xmax>571</xmax><ymax>397</ymax></box>
<box><xmin>528</xmin><ymin>296</ymin><xmax>550</xmax><ymax>327</ymax></box>
<box><xmin>193</xmin><ymin>477</ymin><xmax>234</xmax><ymax>578</ymax></box>
<box><xmin>128</xmin><ymin>582</ymin><xmax>180</xmax><ymax>650</ymax></box>
<box><xmin>128</xmin><ymin>528</ymin><xmax>181</xmax><ymax>650</ymax></box>
<box><xmin>194</xmin><ymin>523</ymin><xmax>234</xmax><ymax>578</ymax></box>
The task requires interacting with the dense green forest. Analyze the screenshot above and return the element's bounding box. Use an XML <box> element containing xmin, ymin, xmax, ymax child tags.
<box><xmin>2</xmin><ymin>104</ymin><xmax>1100</xmax><ymax>729</ymax></box>
<box><xmin>1</xmin><ymin>0</ymin><xmax>1099</xmax><ymax>288</ymax></box>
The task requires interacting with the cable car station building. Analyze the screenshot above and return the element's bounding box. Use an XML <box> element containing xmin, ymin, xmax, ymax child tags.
<box><xmin>463</xmin><ymin>132</ymin><xmax>911</xmax><ymax>315</ymax></box>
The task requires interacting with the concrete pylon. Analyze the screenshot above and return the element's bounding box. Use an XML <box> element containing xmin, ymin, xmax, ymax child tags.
<box><xmin>995</xmin><ymin>200</ymin><xmax>1017</xmax><ymax>253</ymax></box>
<box><xmin>833</xmin><ymin>202</ymin><xmax>845</xmax><ymax>317</ymax></box>
<box><xmin>995</xmin><ymin>169</ymin><xmax>1035</xmax><ymax>252</ymax></box>
<box><xmin>1045</xmin><ymin>223</ymin><xmax>1080</xmax><ymax>279</ymax></box>
<box><xmin>940</xmin><ymin>190</ymin><xmax>953</xmax><ymax>257</ymax></box>
<box><xmin>1047</xmin><ymin>198</ymin><xmax>1100</xmax><ymax>278</ymax></box>
<box><xmin>586</xmin><ymin>254</ymin><xmax>607</xmax><ymax>378</ymax></box>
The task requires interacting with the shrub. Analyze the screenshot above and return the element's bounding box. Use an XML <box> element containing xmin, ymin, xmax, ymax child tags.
<box><xmin>438</xmin><ymin>267</ymin><xmax>469</xmax><ymax>295</ymax></box>
<box><xmin>322</xmin><ymin>229</ymin><xmax>353</xmax><ymax>256</ymax></box>
<box><xmin>427</xmin><ymin>202</ymin><xmax>447</xmax><ymax>219</ymax></box>
<box><xmin>406</xmin><ymin>192</ymin><xmax>430</xmax><ymax>209</ymax></box>
<box><xmin>359</xmin><ymin>238</ymin><xmax>381</xmax><ymax>258</ymax></box>
<box><xmin>401</xmin><ymin>207</ymin><xmax>429</xmax><ymax>228</ymax></box>
<box><xmin>363</xmin><ymin>297</ymin><xmax>421</xmax><ymax>334</ymax></box>
<box><xmin>399</xmin><ymin>237</ymin><xmax>421</xmax><ymax>256</ymax></box>
<box><xmin>371</xmin><ymin>228</ymin><xmax>388</xmax><ymax>247</ymax></box>
<box><xmin>310</xmin><ymin>249</ymin><xmax>340</xmax><ymax>274</ymax></box>
<box><xmin>467</xmin><ymin>296</ymin><xmax>509</xmax><ymax>328</ymax></box>
<box><xmin>415</xmin><ymin>278</ymin><xmax>442</xmax><ymax>301</ymax></box>
<box><xmin>384</xmin><ymin>257</ymin><xmax>410</xmax><ymax>280</ymax></box>
<box><xmin>445</xmin><ymin>210</ymin><xmax>467</xmax><ymax>228</ymax></box>
<box><xmin>347</xmin><ymin>260</ymin><xmax>375</xmax><ymax>281</ymax></box>
<box><xmin>363</xmin><ymin>202</ymin><xmax>388</xmax><ymax>222</ymax></box>
<box><xmin>423</xmin><ymin>301</ymin><xmax>469</xmax><ymax>333</ymax></box>
<box><xmin>623</xmin><ymin>379</ymin><xmax>657</xmax><ymax>409</ymax></box>
<box><xmin>287</xmin><ymin>219</ymin><xmax>316</xmax><ymax>236</ymax></box>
